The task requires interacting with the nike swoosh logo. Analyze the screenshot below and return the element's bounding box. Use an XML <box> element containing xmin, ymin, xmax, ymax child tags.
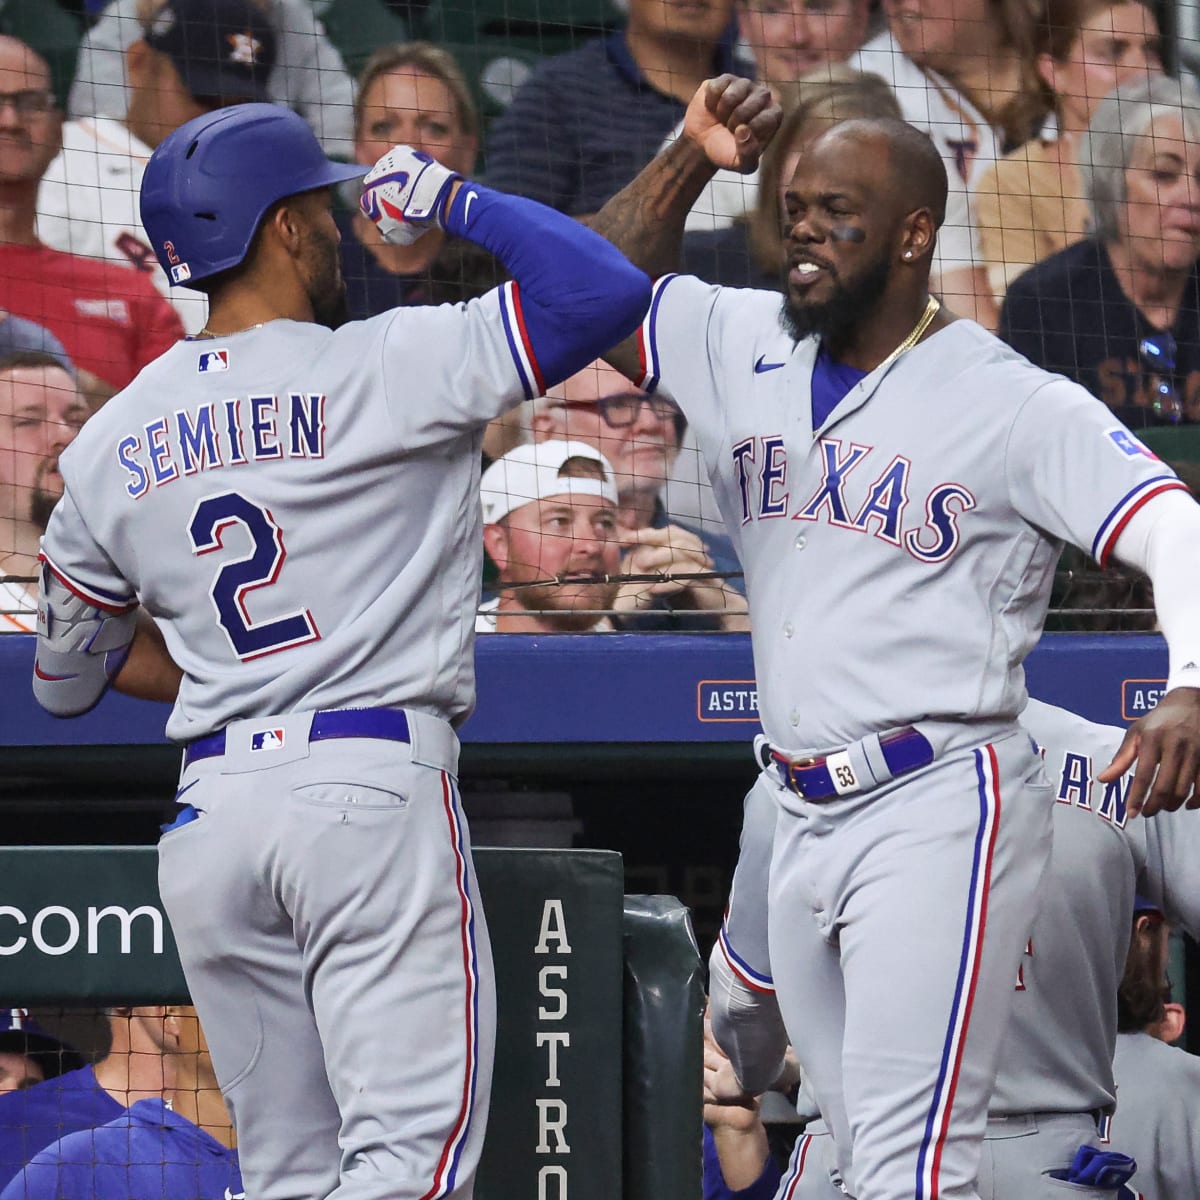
<box><xmin>33</xmin><ymin>661</ymin><xmax>78</xmax><ymax>682</ymax></box>
<box><xmin>463</xmin><ymin>189</ymin><xmax>478</xmax><ymax>222</ymax></box>
<box><xmin>173</xmin><ymin>779</ymin><xmax>200</xmax><ymax>803</ymax></box>
<box><xmin>754</xmin><ymin>355</ymin><xmax>786</xmax><ymax>373</ymax></box>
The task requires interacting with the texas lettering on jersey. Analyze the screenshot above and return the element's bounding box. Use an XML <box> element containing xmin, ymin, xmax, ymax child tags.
<box><xmin>116</xmin><ymin>391</ymin><xmax>327</xmax><ymax>499</ymax></box>
<box><xmin>732</xmin><ymin>434</ymin><xmax>975</xmax><ymax>563</ymax></box>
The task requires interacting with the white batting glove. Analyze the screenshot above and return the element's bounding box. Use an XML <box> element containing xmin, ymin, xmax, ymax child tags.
<box><xmin>359</xmin><ymin>146</ymin><xmax>461</xmax><ymax>246</ymax></box>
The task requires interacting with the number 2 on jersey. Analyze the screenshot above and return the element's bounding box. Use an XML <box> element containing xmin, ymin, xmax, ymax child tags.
<box><xmin>188</xmin><ymin>491</ymin><xmax>319</xmax><ymax>660</ymax></box>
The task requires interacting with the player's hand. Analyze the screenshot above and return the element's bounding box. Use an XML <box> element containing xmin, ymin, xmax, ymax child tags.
<box><xmin>683</xmin><ymin>75</ymin><xmax>781</xmax><ymax>174</ymax></box>
<box><xmin>1099</xmin><ymin>686</ymin><xmax>1200</xmax><ymax>817</ymax></box>
<box><xmin>703</xmin><ymin>1016</ymin><xmax>760</xmax><ymax>1130</ymax></box>
<box><xmin>359</xmin><ymin>145</ymin><xmax>461</xmax><ymax>246</ymax></box>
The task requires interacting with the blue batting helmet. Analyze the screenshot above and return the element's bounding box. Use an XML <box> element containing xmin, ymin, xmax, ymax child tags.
<box><xmin>140</xmin><ymin>104</ymin><xmax>366</xmax><ymax>289</ymax></box>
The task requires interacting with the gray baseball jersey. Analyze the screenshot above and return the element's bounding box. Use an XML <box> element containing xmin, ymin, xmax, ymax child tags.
<box><xmin>643</xmin><ymin>275</ymin><xmax>1187</xmax><ymax>1199</ymax></box>
<box><xmin>714</xmin><ymin>699</ymin><xmax>1200</xmax><ymax>1196</ymax></box>
<box><xmin>40</xmin><ymin>296</ymin><xmax>537</xmax><ymax>743</ymax></box>
<box><xmin>637</xmin><ymin>277</ymin><xmax>1187</xmax><ymax>758</ymax></box>
<box><xmin>1111</xmin><ymin>1031</ymin><xmax>1200</xmax><ymax>1200</ymax></box>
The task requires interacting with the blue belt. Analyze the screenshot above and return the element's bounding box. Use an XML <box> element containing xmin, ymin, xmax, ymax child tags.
<box><xmin>771</xmin><ymin>726</ymin><xmax>934</xmax><ymax>800</ymax></box>
<box><xmin>183</xmin><ymin>707</ymin><xmax>411</xmax><ymax>769</ymax></box>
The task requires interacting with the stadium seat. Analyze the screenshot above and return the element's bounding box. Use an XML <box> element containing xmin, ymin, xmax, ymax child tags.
<box><xmin>315</xmin><ymin>0</ymin><xmax>410</xmax><ymax>76</ymax></box>
<box><xmin>1137</xmin><ymin>425</ymin><xmax>1200</xmax><ymax>463</ymax></box>
<box><xmin>440</xmin><ymin>38</ymin><xmax>544</xmax><ymax>129</ymax></box>
<box><xmin>421</xmin><ymin>0</ymin><xmax>621</xmax><ymax>138</ymax></box>
<box><xmin>420</xmin><ymin>0</ymin><xmax>622</xmax><ymax>48</ymax></box>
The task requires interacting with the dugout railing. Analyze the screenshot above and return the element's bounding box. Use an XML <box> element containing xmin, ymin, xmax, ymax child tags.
<box><xmin>0</xmin><ymin>846</ymin><xmax>705</xmax><ymax>1200</ymax></box>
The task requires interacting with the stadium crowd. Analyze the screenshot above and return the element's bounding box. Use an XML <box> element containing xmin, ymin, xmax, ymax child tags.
<box><xmin>4</xmin><ymin>0</ymin><xmax>1200</xmax><ymax>633</ymax></box>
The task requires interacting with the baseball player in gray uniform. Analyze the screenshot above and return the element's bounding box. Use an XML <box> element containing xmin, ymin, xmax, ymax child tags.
<box><xmin>1110</xmin><ymin>899</ymin><xmax>1200</xmax><ymax>1200</ymax></box>
<box><xmin>710</xmin><ymin>699</ymin><xmax>1200</xmax><ymax>1198</ymax></box>
<box><xmin>587</xmin><ymin>74</ymin><xmax>1200</xmax><ymax>1200</ymax></box>
<box><xmin>28</xmin><ymin>103</ymin><xmax>650</xmax><ymax>1200</ymax></box>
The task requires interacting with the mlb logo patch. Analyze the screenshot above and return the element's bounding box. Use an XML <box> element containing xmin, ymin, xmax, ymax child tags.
<box><xmin>250</xmin><ymin>728</ymin><xmax>286</xmax><ymax>752</ymax></box>
<box><xmin>170</xmin><ymin>262</ymin><xmax>192</xmax><ymax>283</ymax></box>
<box><xmin>198</xmin><ymin>349</ymin><xmax>229</xmax><ymax>374</ymax></box>
<box><xmin>1107</xmin><ymin>428</ymin><xmax>1158</xmax><ymax>460</ymax></box>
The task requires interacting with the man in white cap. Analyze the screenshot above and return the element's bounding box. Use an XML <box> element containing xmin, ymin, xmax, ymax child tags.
<box><xmin>479</xmin><ymin>439</ymin><xmax>625</xmax><ymax>633</ymax></box>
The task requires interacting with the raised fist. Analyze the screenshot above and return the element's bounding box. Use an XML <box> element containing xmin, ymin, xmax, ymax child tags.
<box><xmin>359</xmin><ymin>145</ymin><xmax>461</xmax><ymax>246</ymax></box>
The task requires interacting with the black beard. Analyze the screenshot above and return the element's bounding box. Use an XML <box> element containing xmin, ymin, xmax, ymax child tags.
<box><xmin>781</xmin><ymin>251</ymin><xmax>895</xmax><ymax>347</ymax></box>
<box><xmin>29</xmin><ymin>487</ymin><xmax>58</xmax><ymax>532</ymax></box>
<box><xmin>312</xmin><ymin>280</ymin><xmax>350</xmax><ymax>331</ymax></box>
<box><xmin>305</xmin><ymin>227</ymin><xmax>351</xmax><ymax>331</ymax></box>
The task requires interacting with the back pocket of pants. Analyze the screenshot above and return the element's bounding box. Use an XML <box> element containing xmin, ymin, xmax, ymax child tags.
<box><xmin>294</xmin><ymin>782</ymin><xmax>409</xmax><ymax>811</ymax></box>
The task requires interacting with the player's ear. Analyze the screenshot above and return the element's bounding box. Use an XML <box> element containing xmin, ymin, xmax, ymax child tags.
<box><xmin>899</xmin><ymin>209</ymin><xmax>936</xmax><ymax>263</ymax></box>
<box><xmin>482</xmin><ymin>522</ymin><xmax>510</xmax><ymax>573</ymax></box>
<box><xmin>271</xmin><ymin>199</ymin><xmax>308</xmax><ymax>259</ymax></box>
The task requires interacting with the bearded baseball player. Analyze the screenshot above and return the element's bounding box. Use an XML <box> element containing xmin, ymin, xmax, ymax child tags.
<box><xmin>711</xmin><ymin>697</ymin><xmax>1200</xmax><ymax>1197</ymax></box>
<box><xmin>588</xmin><ymin>74</ymin><xmax>1200</xmax><ymax>1200</ymax></box>
<box><xmin>28</xmin><ymin>102</ymin><xmax>649</xmax><ymax>1200</ymax></box>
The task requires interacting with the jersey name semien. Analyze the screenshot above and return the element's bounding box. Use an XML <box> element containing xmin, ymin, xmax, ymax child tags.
<box><xmin>117</xmin><ymin>393</ymin><xmax>327</xmax><ymax>497</ymax></box>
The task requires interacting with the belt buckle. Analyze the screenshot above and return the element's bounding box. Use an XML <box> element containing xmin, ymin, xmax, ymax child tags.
<box><xmin>784</xmin><ymin>755</ymin><xmax>818</xmax><ymax>797</ymax></box>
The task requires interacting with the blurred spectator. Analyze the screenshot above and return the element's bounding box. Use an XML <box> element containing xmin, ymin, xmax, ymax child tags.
<box><xmin>0</xmin><ymin>36</ymin><xmax>184</xmax><ymax>402</ymax></box>
<box><xmin>675</xmin><ymin>0</ymin><xmax>874</xmax><ymax>232</ymax></box>
<box><xmin>479</xmin><ymin>439</ymin><xmax>626</xmax><ymax>632</ymax></box>
<box><xmin>682</xmin><ymin>69</ymin><xmax>901</xmax><ymax>286</ymax></box>
<box><xmin>973</xmin><ymin>0</ymin><xmax>1160</xmax><ymax>309</ymax></box>
<box><xmin>37</xmin><ymin>0</ymin><xmax>279</xmax><ymax>336</ymax></box>
<box><xmin>0</xmin><ymin>0</ymin><xmax>81</xmax><ymax>114</ymax></box>
<box><xmin>0</xmin><ymin>1008</ymin><xmax>190</xmax><ymax>1190</ymax></box>
<box><xmin>0</xmin><ymin>314</ymin><xmax>72</xmax><ymax>369</ymax></box>
<box><xmin>1109</xmin><ymin>898</ymin><xmax>1200</xmax><ymax>1200</ymax></box>
<box><xmin>0</xmin><ymin>350</ymin><xmax>87</xmax><ymax>632</ymax></box>
<box><xmin>1</xmin><ymin>1008</ymin><xmax>237</xmax><ymax>1200</ymax></box>
<box><xmin>850</xmin><ymin>0</ymin><xmax>1028</xmax><ymax>324</ymax></box>
<box><xmin>738</xmin><ymin>0</ymin><xmax>871</xmax><ymax>95</ymax></box>
<box><xmin>484</xmin><ymin>0</ymin><xmax>744</xmax><ymax>217</ymax></box>
<box><xmin>0</xmin><ymin>1013</ymin><xmax>84</xmax><ymax>1096</ymax></box>
<box><xmin>339</xmin><ymin>42</ymin><xmax>503</xmax><ymax>318</ymax></box>
<box><xmin>532</xmin><ymin>359</ymin><xmax>749</xmax><ymax>630</ymax></box>
<box><xmin>1000</xmin><ymin>76</ymin><xmax>1200</xmax><ymax>427</ymax></box>
<box><xmin>69</xmin><ymin>0</ymin><xmax>355</xmax><ymax>157</ymax></box>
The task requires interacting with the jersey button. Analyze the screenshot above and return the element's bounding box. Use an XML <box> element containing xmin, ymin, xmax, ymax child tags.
<box><xmin>794</xmin><ymin>534</ymin><xmax>806</xmax><ymax>550</ymax></box>
<box><xmin>784</xmin><ymin>622</ymin><xmax>794</xmax><ymax>637</ymax></box>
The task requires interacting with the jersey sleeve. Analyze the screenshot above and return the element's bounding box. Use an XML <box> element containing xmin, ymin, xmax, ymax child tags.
<box><xmin>39</xmin><ymin>484</ymin><xmax>137</xmax><ymax>613</ymax></box>
<box><xmin>1004</xmin><ymin>378</ymin><xmax>1189</xmax><ymax>565</ymax></box>
<box><xmin>376</xmin><ymin>287</ymin><xmax>541</xmax><ymax>446</ymax></box>
<box><xmin>1141</xmin><ymin>809</ymin><xmax>1200</xmax><ymax>942</ymax></box>
<box><xmin>635</xmin><ymin>275</ymin><xmax>781</xmax><ymax>456</ymax></box>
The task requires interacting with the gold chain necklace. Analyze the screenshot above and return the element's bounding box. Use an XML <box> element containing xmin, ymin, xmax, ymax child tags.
<box><xmin>875</xmin><ymin>296</ymin><xmax>941</xmax><ymax>373</ymax></box>
<box><xmin>192</xmin><ymin>322</ymin><xmax>265</xmax><ymax>341</ymax></box>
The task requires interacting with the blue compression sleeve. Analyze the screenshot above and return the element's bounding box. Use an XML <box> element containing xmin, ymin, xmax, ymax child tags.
<box><xmin>702</xmin><ymin>1126</ymin><xmax>782</xmax><ymax>1200</ymax></box>
<box><xmin>443</xmin><ymin>183</ymin><xmax>650</xmax><ymax>388</ymax></box>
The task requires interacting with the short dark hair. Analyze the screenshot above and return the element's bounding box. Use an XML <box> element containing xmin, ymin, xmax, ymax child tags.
<box><xmin>1117</xmin><ymin>915</ymin><xmax>1169</xmax><ymax>1032</ymax></box>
